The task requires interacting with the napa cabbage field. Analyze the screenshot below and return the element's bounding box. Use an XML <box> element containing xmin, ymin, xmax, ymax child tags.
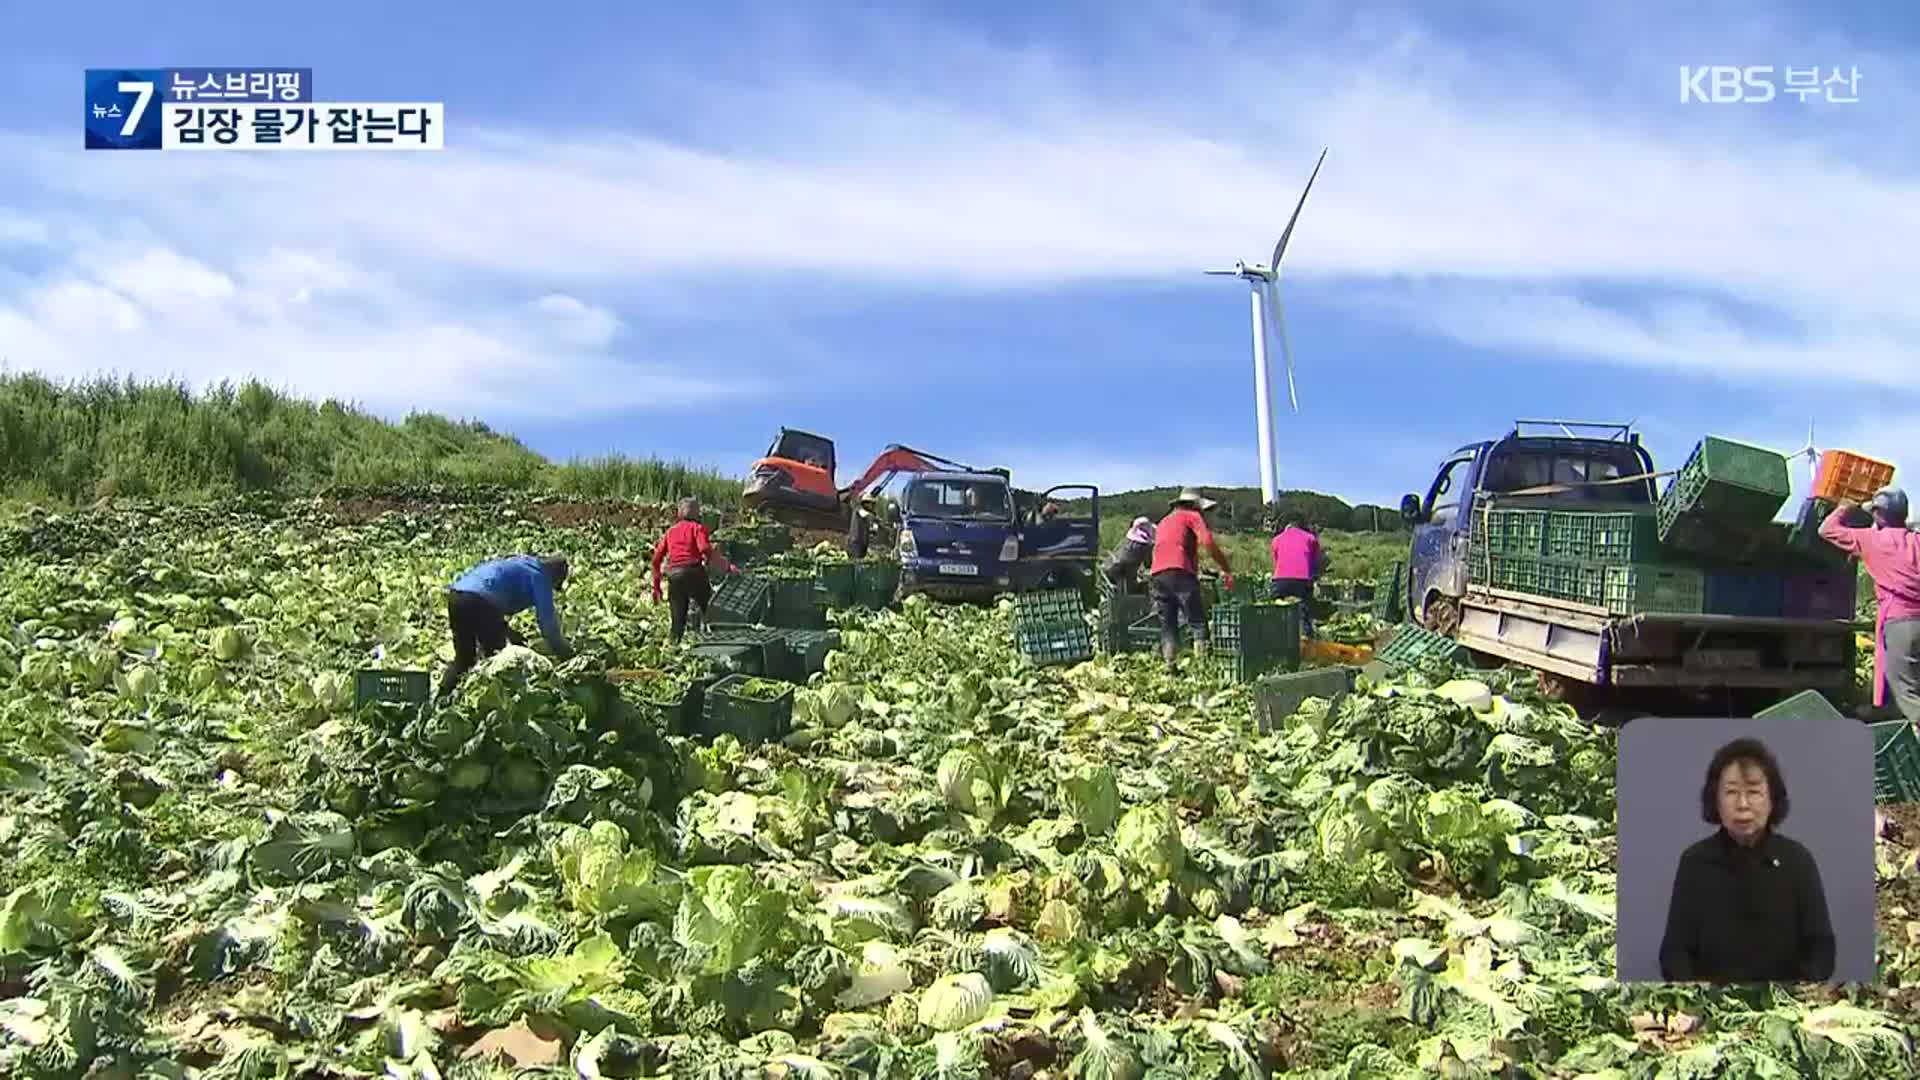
<box><xmin>0</xmin><ymin>498</ymin><xmax>1917</xmax><ymax>1079</ymax></box>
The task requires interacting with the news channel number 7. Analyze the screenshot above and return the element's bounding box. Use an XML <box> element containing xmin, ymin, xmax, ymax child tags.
<box><xmin>85</xmin><ymin>68</ymin><xmax>311</xmax><ymax>149</ymax></box>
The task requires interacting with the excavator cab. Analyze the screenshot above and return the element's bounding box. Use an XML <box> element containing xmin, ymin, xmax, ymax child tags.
<box><xmin>743</xmin><ymin>428</ymin><xmax>842</xmax><ymax>523</ymax></box>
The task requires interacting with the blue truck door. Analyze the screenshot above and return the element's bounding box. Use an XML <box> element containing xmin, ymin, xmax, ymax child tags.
<box><xmin>1408</xmin><ymin>449</ymin><xmax>1482</xmax><ymax>627</ymax></box>
<box><xmin>1018</xmin><ymin>485</ymin><xmax>1100</xmax><ymax>590</ymax></box>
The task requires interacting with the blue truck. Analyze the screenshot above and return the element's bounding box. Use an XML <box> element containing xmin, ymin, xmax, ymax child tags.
<box><xmin>888</xmin><ymin>470</ymin><xmax>1100</xmax><ymax>601</ymax></box>
<box><xmin>1397</xmin><ymin>421</ymin><xmax>1855</xmax><ymax>714</ymax></box>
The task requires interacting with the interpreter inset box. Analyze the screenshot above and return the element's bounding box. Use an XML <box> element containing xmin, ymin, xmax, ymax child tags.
<box><xmin>1616</xmin><ymin>717</ymin><xmax>1875</xmax><ymax>984</ymax></box>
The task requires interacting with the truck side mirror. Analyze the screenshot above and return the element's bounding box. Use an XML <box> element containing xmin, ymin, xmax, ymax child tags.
<box><xmin>1399</xmin><ymin>494</ymin><xmax>1424</xmax><ymax>524</ymax></box>
<box><xmin>888</xmin><ymin>504</ymin><xmax>903</xmax><ymax>525</ymax></box>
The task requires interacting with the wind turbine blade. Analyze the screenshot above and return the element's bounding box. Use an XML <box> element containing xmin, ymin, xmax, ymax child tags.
<box><xmin>1269</xmin><ymin>146</ymin><xmax>1328</xmax><ymax>270</ymax></box>
<box><xmin>1265</xmin><ymin>278</ymin><xmax>1299</xmax><ymax>413</ymax></box>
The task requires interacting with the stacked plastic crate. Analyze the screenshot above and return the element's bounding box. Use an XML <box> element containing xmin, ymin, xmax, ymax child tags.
<box><xmin>1470</xmin><ymin>436</ymin><xmax>1869</xmax><ymax>619</ymax></box>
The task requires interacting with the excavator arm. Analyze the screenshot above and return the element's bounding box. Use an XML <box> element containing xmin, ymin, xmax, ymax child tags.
<box><xmin>838</xmin><ymin>445</ymin><xmax>977</xmax><ymax>503</ymax></box>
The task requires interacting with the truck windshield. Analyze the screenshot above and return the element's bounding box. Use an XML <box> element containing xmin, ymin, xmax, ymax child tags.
<box><xmin>1483</xmin><ymin>444</ymin><xmax>1652</xmax><ymax>503</ymax></box>
<box><xmin>908</xmin><ymin>479</ymin><xmax>1013</xmax><ymax>520</ymax></box>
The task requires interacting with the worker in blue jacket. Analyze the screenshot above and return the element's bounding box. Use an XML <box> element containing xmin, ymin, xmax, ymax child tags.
<box><xmin>438</xmin><ymin>554</ymin><xmax>573</xmax><ymax>699</ymax></box>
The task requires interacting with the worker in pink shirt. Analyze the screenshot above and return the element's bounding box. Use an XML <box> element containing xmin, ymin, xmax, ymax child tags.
<box><xmin>1269</xmin><ymin>513</ymin><xmax>1330</xmax><ymax>639</ymax></box>
<box><xmin>1151</xmin><ymin>488</ymin><xmax>1236</xmax><ymax>672</ymax></box>
<box><xmin>1819</xmin><ymin>487</ymin><xmax>1920</xmax><ymax>724</ymax></box>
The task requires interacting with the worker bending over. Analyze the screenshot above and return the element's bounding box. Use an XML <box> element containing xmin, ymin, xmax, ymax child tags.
<box><xmin>652</xmin><ymin>497</ymin><xmax>738</xmax><ymax>642</ymax></box>
<box><xmin>438</xmin><ymin>554</ymin><xmax>573</xmax><ymax>700</ymax></box>
<box><xmin>1820</xmin><ymin>488</ymin><xmax>1920</xmax><ymax>724</ymax></box>
<box><xmin>1103</xmin><ymin>517</ymin><xmax>1156</xmax><ymax>593</ymax></box>
<box><xmin>1268</xmin><ymin>512</ymin><xmax>1328</xmax><ymax>638</ymax></box>
<box><xmin>1150</xmin><ymin>488</ymin><xmax>1235</xmax><ymax>672</ymax></box>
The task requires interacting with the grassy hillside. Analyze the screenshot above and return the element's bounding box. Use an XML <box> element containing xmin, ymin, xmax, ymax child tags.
<box><xmin>1062</xmin><ymin>485</ymin><xmax>1406</xmax><ymax>535</ymax></box>
<box><xmin>0</xmin><ymin>374</ymin><xmax>740</xmax><ymax>507</ymax></box>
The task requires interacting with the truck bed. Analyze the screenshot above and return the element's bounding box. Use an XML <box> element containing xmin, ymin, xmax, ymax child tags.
<box><xmin>1456</xmin><ymin>586</ymin><xmax>1856</xmax><ymax>690</ymax></box>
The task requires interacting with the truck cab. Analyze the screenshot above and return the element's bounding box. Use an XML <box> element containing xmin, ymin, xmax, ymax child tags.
<box><xmin>1400</xmin><ymin>426</ymin><xmax>1658</xmax><ymax>631</ymax></box>
<box><xmin>893</xmin><ymin>472</ymin><xmax>1099</xmax><ymax>601</ymax></box>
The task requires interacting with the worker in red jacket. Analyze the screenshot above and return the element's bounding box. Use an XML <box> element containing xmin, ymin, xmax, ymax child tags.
<box><xmin>1820</xmin><ymin>487</ymin><xmax>1920</xmax><ymax>723</ymax></box>
<box><xmin>651</xmin><ymin>498</ymin><xmax>738</xmax><ymax>642</ymax></box>
<box><xmin>1151</xmin><ymin>488</ymin><xmax>1236</xmax><ymax>672</ymax></box>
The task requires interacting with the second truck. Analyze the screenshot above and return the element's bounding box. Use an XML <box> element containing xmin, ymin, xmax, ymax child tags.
<box><xmin>1397</xmin><ymin>421</ymin><xmax>1860</xmax><ymax>716</ymax></box>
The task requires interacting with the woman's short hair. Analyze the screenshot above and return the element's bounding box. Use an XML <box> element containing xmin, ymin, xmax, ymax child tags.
<box><xmin>1700</xmin><ymin>736</ymin><xmax>1789</xmax><ymax>827</ymax></box>
<box><xmin>541</xmin><ymin>556</ymin><xmax>570</xmax><ymax>588</ymax></box>
<box><xmin>678</xmin><ymin>497</ymin><xmax>700</xmax><ymax>520</ymax></box>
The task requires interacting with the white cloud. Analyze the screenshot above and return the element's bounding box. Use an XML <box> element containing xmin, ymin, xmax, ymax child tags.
<box><xmin>0</xmin><ymin>5</ymin><xmax>1916</xmax><ymax>417</ymax></box>
<box><xmin>531</xmin><ymin>293</ymin><xmax>621</xmax><ymax>348</ymax></box>
<box><xmin>0</xmin><ymin>242</ymin><xmax>763</xmax><ymax>420</ymax></box>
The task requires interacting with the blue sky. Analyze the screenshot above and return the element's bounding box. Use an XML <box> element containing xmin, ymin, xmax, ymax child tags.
<box><xmin>1</xmin><ymin>1</ymin><xmax>1916</xmax><ymax>507</ymax></box>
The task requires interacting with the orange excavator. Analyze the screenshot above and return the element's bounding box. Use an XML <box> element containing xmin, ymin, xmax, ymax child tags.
<box><xmin>742</xmin><ymin>429</ymin><xmax>991</xmax><ymax>529</ymax></box>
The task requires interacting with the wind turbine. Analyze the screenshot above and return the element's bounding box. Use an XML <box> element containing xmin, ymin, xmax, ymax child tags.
<box><xmin>1206</xmin><ymin>147</ymin><xmax>1328</xmax><ymax>506</ymax></box>
<box><xmin>1789</xmin><ymin>419</ymin><xmax>1819</xmax><ymax>492</ymax></box>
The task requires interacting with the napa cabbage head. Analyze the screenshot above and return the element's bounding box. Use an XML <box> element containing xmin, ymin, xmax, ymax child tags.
<box><xmin>936</xmin><ymin>746</ymin><xmax>1006</xmax><ymax>821</ymax></box>
<box><xmin>1115</xmin><ymin>802</ymin><xmax>1185</xmax><ymax>880</ymax></box>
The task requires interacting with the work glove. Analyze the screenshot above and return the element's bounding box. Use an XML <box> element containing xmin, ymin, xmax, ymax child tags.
<box><xmin>725</xmin><ymin>562</ymin><xmax>740</xmax><ymax>576</ymax></box>
<box><xmin>1222</xmin><ymin>573</ymin><xmax>1236</xmax><ymax>594</ymax></box>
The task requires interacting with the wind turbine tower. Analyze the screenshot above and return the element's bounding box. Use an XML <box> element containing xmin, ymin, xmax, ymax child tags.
<box><xmin>1205</xmin><ymin>147</ymin><xmax>1327</xmax><ymax>506</ymax></box>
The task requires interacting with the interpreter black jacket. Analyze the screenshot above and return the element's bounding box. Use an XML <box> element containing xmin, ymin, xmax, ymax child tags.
<box><xmin>1658</xmin><ymin>827</ymin><xmax>1836</xmax><ymax>983</ymax></box>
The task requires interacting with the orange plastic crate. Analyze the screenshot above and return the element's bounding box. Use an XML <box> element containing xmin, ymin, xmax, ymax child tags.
<box><xmin>1813</xmin><ymin>450</ymin><xmax>1895</xmax><ymax>503</ymax></box>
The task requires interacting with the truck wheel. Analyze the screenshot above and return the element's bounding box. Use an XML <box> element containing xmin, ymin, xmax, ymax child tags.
<box><xmin>1420</xmin><ymin>592</ymin><xmax>1462</xmax><ymax>637</ymax></box>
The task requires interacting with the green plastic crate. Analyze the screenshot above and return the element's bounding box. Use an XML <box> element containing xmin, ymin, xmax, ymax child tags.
<box><xmin>1542</xmin><ymin>513</ymin><xmax>1597</xmax><ymax>561</ymax></box>
<box><xmin>1213</xmin><ymin>600</ymin><xmax>1302</xmax><ymax>680</ymax></box>
<box><xmin>695</xmin><ymin>626</ymin><xmax>795</xmax><ymax>681</ymax></box>
<box><xmin>626</xmin><ymin>676</ymin><xmax>706</xmax><ymax>736</ymax></box>
<box><xmin>1543</xmin><ymin>560</ymin><xmax>1605</xmax><ymax>606</ymax></box>
<box><xmin>852</xmin><ymin>560</ymin><xmax>900</xmax><ymax>608</ymax></box>
<box><xmin>1602</xmin><ymin>564</ymin><xmax>1705</xmax><ymax>615</ymax></box>
<box><xmin>1252</xmin><ymin>665</ymin><xmax>1355</xmax><ymax>733</ymax></box>
<box><xmin>1589</xmin><ymin>511</ymin><xmax>1661</xmax><ymax>562</ymax></box>
<box><xmin>780</xmin><ymin>628</ymin><xmax>842</xmax><ymax>677</ymax></box>
<box><xmin>755</xmin><ymin>523</ymin><xmax>794</xmax><ymax>554</ymax></box>
<box><xmin>761</xmin><ymin>572</ymin><xmax>828</xmax><ymax>630</ymax></box>
<box><xmin>1870</xmin><ymin>720</ymin><xmax>1920</xmax><ymax>805</ymax></box>
<box><xmin>688</xmin><ymin>642</ymin><xmax>761</xmax><ymax>677</ymax></box>
<box><xmin>717</xmin><ymin>532</ymin><xmax>763</xmax><ymax>566</ymax></box>
<box><xmin>698</xmin><ymin>674</ymin><xmax>794</xmax><ymax>744</ymax></box>
<box><xmin>1124</xmin><ymin>600</ymin><xmax>1301</xmax><ymax>681</ymax></box>
<box><xmin>1100</xmin><ymin>593</ymin><xmax>1151</xmax><ymax>654</ymax></box>
<box><xmin>1479</xmin><ymin>507</ymin><xmax>1547</xmax><ymax>557</ymax></box>
<box><xmin>1786</xmin><ymin>497</ymin><xmax>1856</xmax><ymax>570</ymax></box>
<box><xmin>708</xmin><ymin>574</ymin><xmax>773</xmax><ymax>624</ymax></box>
<box><xmin>1752</xmin><ymin>689</ymin><xmax>1846</xmax><ymax>722</ymax></box>
<box><xmin>1372</xmin><ymin>624</ymin><xmax>1469</xmax><ymax>670</ymax></box>
<box><xmin>1014</xmin><ymin>588</ymin><xmax>1094</xmax><ymax>666</ymax></box>
<box><xmin>1657</xmin><ymin>437</ymin><xmax>1792</xmax><ymax>551</ymax></box>
<box><xmin>355</xmin><ymin>669</ymin><xmax>430</xmax><ymax>708</ymax></box>
<box><xmin>817</xmin><ymin>561</ymin><xmax>857</xmax><ymax>607</ymax></box>
<box><xmin>1374</xmin><ymin>561</ymin><xmax>1406</xmax><ymax>624</ymax></box>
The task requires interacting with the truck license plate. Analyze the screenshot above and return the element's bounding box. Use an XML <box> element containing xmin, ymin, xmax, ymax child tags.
<box><xmin>939</xmin><ymin>563</ymin><xmax>979</xmax><ymax>576</ymax></box>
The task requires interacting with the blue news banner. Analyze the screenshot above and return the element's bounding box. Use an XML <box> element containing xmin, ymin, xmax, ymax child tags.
<box><xmin>85</xmin><ymin>68</ymin><xmax>313</xmax><ymax>150</ymax></box>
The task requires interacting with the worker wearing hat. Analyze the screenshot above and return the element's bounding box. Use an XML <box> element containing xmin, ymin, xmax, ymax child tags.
<box><xmin>1150</xmin><ymin>488</ymin><xmax>1236</xmax><ymax>672</ymax></box>
<box><xmin>1820</xmin><ymin>487</ymin><xmax>1920</xmax><ymax>724</ymax></box>
<box><xmin>1103</xmin><ymin>516</ymin><xmax>1157</xmax><ymax>594</ymax></box>
<box><xmin>846</xmin><ymin>493</ymin><xmax>879</xmax><ymax>559</ymax></box>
